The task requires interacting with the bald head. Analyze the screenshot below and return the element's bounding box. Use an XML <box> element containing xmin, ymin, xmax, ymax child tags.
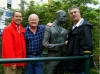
<box><xmin>28</xmin><ymin>14</ymin><xmax>39</xmax><ymax>21</ymax></box>
<box><xmin>28</xmin><ymin>14</ymin><xmax>39</xmax><ymax>27</ymax></box>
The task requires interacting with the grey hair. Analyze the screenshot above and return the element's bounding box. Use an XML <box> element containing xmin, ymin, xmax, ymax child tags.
<box><xmin>68</xmin><ymin>6</ymin><xmax>80</xmax><ymax>13</ymax></box>
<box><xmin>28</xmin><ymin>14</ymin><xmax>39</xmax><ymax>21</ymax></box>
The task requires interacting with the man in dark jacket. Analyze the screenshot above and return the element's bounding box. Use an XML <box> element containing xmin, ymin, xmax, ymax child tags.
<box><xmin>66</xmin><ymin>6</ymin><xmax>93</xmax><ymax>74</ymax></box>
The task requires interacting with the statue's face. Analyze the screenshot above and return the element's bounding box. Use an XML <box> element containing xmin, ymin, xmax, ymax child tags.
<box><xmin>57</xmin><ymin>12</ymin><xmax>66</xmax><ymax>24</ymax></box>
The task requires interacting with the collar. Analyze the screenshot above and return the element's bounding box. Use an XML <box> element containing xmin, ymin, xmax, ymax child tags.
<box><xmin>75</xmin><ymin>18</ymin><xmax>84</xmax><ymax>27</ymax></box>
<box><xmin>11</xmin><ymin>20</ymin><xmax>25</xmax><ymax>33</ymax></box>
<box><xmin>72</xmin><ymin>18</ymin><xmax>84</xmax><ymax>29</ymax></box>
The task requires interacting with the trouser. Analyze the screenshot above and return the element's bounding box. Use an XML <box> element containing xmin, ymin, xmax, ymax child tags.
<box><xmin>46</xmin><ymin>61</ymin><xmax>65</xmax><ymax>74</ymax></box>
<box><xmin>26</xmin><ymin>55</ymin><xmax>43</xmax><ymax>74</ymax></box>
<box><xmin>4</xmin><ymin>66</ymin><xmax>22</xmax><ymax>74</ymax></box>
<box><xmin>46</xmin><ymin>52</ymin><xmax>65</xmax><ymax>74</ymax></box>
<box><xmin>72</xmin><ymin>72</ymin><xmax>85</xmax><ymax>74</ymax></box>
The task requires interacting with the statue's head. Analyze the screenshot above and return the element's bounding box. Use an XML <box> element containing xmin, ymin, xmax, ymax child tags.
<box><xmin>56</xmin><ymin>10</ymin><xmax>66</xmax><ymax>24</ymax></box>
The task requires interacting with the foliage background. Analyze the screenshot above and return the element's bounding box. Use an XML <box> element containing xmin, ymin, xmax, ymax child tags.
<box><xmin>2</xmin><ymin>0</ymin><xmax>100</xmax><ymax>73</ymax></box>
<box><xmin>20</xmin><ymin>0</ymin><xmax>100</xmax><ymax>65</ymax></box>
<box><xmin>23</xmin><ymin>0</ymin><xmax>100</xmax><ymax>71</ymax></box>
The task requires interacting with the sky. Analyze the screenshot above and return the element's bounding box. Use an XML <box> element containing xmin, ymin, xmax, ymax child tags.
<box><xmin>87</xmin><ymin>4</ymin><xmax>100</xmax><ymax>9</ymax></box>
<box><xmin>99</xmin><ymin>0</ymin><xmax>100</xmax><ymax>3</ymax></box>
<box><xmin>87</xmin><ymin>0</ymin><xmax>100</xmax><ymax>8</ymax></box>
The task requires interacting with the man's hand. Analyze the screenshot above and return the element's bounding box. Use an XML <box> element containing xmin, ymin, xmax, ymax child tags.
<box><xmin>46</xmin><ymin>23</ymin><xmax>53</xmax><ymax>27</ymax></box>
<box><xmin>11</xmin><ymin>64</ymin><xmax>16</xmax><ymax>70</ymax></box>
<box><xmin>65</xmin><ymin>40</ymin><xmax>68</xmax><ymax>45</ymax></box>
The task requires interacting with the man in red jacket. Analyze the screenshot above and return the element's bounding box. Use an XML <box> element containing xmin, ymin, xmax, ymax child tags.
<box><xmin>2</xmin><ymin>11</ymin><xmax>26</xmax><ymax>74</ymax></box>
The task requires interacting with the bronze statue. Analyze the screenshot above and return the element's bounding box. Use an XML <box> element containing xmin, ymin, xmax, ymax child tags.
<box><xmin>42</xmin><ymin>10</ymin><xmax>68</xmax><ymax>74</ymax></box>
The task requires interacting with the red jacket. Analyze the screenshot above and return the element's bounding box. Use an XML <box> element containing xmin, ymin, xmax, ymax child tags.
<box><xmin>2</xmin><ymin>21</ymin><xmax>26</xmax><ymax>66</ymax></box>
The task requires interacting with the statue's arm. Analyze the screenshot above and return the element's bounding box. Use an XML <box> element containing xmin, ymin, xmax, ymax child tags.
<box><xmin>42</xmin><ymin>27</ymin><xmax>65</xmax><ymax>49</ymax></box>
